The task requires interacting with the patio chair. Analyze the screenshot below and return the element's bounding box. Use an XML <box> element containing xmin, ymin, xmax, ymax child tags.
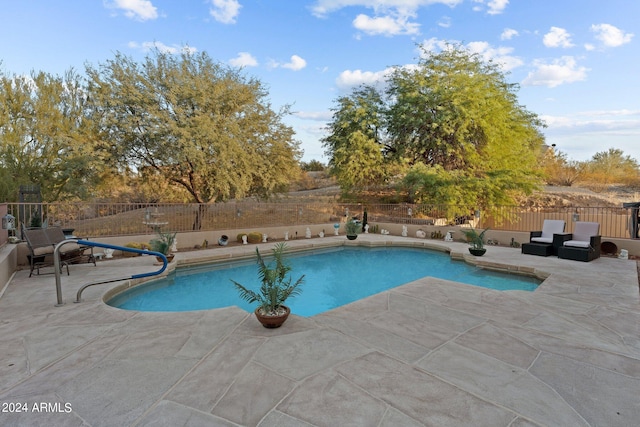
<box><xmin>22</xmin><ymin>227</ymin><xmax>95</xmax><ymax>277</ymax></box>
<box><xmin>557</xmin><ymin>221</ymin><xmax>601</xmax><ymax>262</ymax></box>
<box><xmin>521</xmin><ymin>219</ymin><xmax>567</xmax><ymax>257</ymax></box>
<box><xmin>23</xmin><ymin>227</ymin><xmax>69</xmax><ymax>277</ymax></box>
<box><xmin>44</xmin><ymin>227</ymin><xmax>95</xmax><ymax>266</ymax></box>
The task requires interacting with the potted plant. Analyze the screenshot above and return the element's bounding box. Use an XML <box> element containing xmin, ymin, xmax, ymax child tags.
<box><xmin>232</xmin><ymin>242</ymin><xmax>304</xmax><ymax>328</ymax></box>
<box><xmin>345</xmin><ymin>218</ymin><xmax>361</xmax><ymax>240</ymax></box>
<box><xmin>462</xmin><ymin>227</ymin><xmax>489</xmax><ymax>256</ymax></box>
<box><xmin>149</xmin><ymin>231</ymin><xmax>177</xmax><ymax>262</ymax></box>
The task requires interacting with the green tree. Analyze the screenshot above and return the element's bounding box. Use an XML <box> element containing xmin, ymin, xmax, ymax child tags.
<box><xmin>86</xmin><ymin>49</ymin><xmax>301</xmax><ymax>227</ymax></box>
<box><xmin>324</xmin><ymin>43</ymin><xmax>545</xmax><ymax>209</ymax></box>
<box><xmin>322</xmin><ymin>85</ymin><xmax>389</xmax><ymax>193</ymax></box>
<box><xmin>399</xmin><ymin>163</ymin><xmax>538</xmax><ymax>221</ymax></box>
<box><xmin>0</xmin><ymin>69</ymin><xmax>103</xmax><ymax>202</ymax></box>
<box><xmin>386</xmin><ymin>44</ymin><xmax>544</xmax><ymax>172</ymax></box>
<box><xmin>300</xmin><ymin>159</ymin><xmax>325</xmax><ymax>171</ymax></box>
<box><xmin>332</xmin><ymin>130</ymin><xmax>386</xmax><ymax>195</ymax></box>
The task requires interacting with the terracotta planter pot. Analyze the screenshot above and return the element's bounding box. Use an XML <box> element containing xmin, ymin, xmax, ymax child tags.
<box><xmin>155</xmin><ymin>254</ymin><xmax>175</xmax><ymax>263</ymax></box>
<box><xmin>254</xmin><ymin>305</ymin><xmax>290</xmax><ymax>328</ymax></box>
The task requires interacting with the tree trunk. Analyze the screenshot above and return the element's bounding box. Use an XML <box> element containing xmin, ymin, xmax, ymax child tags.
<box><xmin>192</xmin><ymin>203</ymin><xmax>209</xmax><ymax>230</ymax></box>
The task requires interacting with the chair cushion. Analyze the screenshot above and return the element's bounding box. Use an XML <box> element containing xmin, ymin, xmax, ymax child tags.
<box><xmin>60</xmin><ymin>242</ymin><xmax>83</xmax><ymax>254</ymax></box>
<box><xmin>572</xmin><ymin>222</ymin><xmax>599</xmax><ymax>242</ymax></box>
<box><xmin>564</xmin><ymin>240</ymin><xmax>591</xmax><ymax>248</ymax></box>
<box><xmin>33</xmin><ymin>246</ymin><xmax>54</xmax><ymax>256</ymax></box>
<box><xmin>540</xmin><ymin>220</ymin><xmax>565</xmax><ymax>239</ymax></box>
<box><xmin>531</xmin><ymin>236</ymin><xmax>553</xmax><ymax>244</ymax></box>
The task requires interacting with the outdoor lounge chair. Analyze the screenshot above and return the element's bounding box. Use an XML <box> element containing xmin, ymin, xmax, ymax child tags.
<box><xmin>521</xmin><ymin>219</ymin><xmax>567</xmax><ymax>257</ymax></box>
<box><xmin>23</xmin><ymin>226</ymin><xmax>95</xmax><ymax>277</ymax></box>
<box><xmin>557</xmin><ymin>221</ymin><xmax>601</xmax><ymax>262</ymax></box>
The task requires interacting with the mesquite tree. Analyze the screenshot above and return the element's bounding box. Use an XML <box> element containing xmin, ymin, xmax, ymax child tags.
<box><xmin>86</xmin><ymin>49</ymin><xmax>301</xmax><ymax>228</ymax></box>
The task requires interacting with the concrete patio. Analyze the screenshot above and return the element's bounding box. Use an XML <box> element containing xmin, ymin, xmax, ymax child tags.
<box><xmin>1</xmin><ymin>235</ymin><xmax>639</xmax><ymax>426</ymax></box>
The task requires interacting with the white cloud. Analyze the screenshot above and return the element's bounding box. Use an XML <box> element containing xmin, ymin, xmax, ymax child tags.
<box><xmin>311</xmin><ymin>0</ymin><xmax>462</xmax><ymax>18</ymax></box>
<box><xmin>501</xmin><ymin>28</ymin><xmax>518</xmax><ymax>40</ymax></box>
<box><xmin>209</xmin><ymin>0</ymin><xmax>241</xmax><ymax>24</ymax></box>
<box><xmin>420</xmin><ymin>37</ymin><xmax>523</xmax><ymax>71</ymax></box>
<box><xmin>419</xmin><ymin>37</ymin><xmax>450</xmax><ymax>53</ymax></box>
<box><xmin>353</xmin><ymin>13</ymin><xmax>420</xmax><ymax>36</ymax></box>
<box><xmin>335</xmin><ymin>68</ymin><xmax>393</xmax><ymax>90</ymax></box>
<box><xmin>284</xmin><ymin>55</ymin><xmax>307</xmax><ymax>71</ymax></box>
<box><xmin>541</xmin><ymin>110</ymin><xmax>640</xmax><ymax>161</ymax></box>
<box><xmin>311</xmin><ymin>0</ymin><xmax>461</xmax><ymax>37</ymax></box>
<box><xmin>438</xmin><ymin>16</ymin><xmax>451</xmax><ymax>28</ymax></box>
<box><xmin>471</xmin><ymin>0</ymin><xmax>509</xmax><ymax>15</ymax></box>
<box><xmin>543</xmin><ymin>27</ymin><xmax>574</xmax><ymax>48</ymax></box>
<box><xmin>128</xmin><ymin>41</ymin><xmax>197</xmax><ymax>54</ymax></box>
<box><xmin>486</xmin><ymin>0</ymin><xmax>509</xmax><ymax>15</ymax></box>
<box><xmin>106</xmin><ymin>0</ymin><xmax>158</xmax><ymax>21</ymax></box>
<box><xmin>294</xmin><ymin>111</ymin><xmax>333</xmax><ymax>121</ymax></box>
<box><xmin>272</xmin><ymin>55</ymin><xmax>307</xmax><ymax>71</ymax></box>
<box><xmin>522</xmin><ymin>56</ymin><xmax>588</xmax><ymax>88</ymax></box>
<box><xmin>466</xmin><ymin>41</ymin><xmax>523</xmax><ymax>71</ymax></box>
<box><xmin>590</xmin><ymin>23</ymin><xmax>633</xmax><ymax>47</ymax></box>
<box><xmin>229</xmin><ymin>52</ymin><xmax>258</xmax><ymax>67</ymax></box>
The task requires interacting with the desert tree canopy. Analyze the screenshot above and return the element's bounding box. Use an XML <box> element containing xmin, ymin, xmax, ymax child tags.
<box><xmin>323</xmin><ymin>43</ymin><xmax>546</xmax><ymax>210</ymax></box>
<box><xmin>0</xmin><ymin>69</ymin><xmax>104</xmax><ymax>202</ymax></box>
<box><xmin>86</xmin><ymin>49</ymin><xmax>302</xmax><ymax>205</ymax></box>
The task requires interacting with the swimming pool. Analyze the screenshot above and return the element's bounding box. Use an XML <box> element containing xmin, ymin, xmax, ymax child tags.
<box><xmin>108</xmin><ymin>246</ymin><xmax>540</xmax><ymax>316</ymax></box>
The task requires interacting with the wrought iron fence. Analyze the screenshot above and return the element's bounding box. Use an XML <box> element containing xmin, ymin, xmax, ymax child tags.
<box><xmin>5</xmin><ymin>201</ymin><xmax>636</xmax><ymax>240</ymax></box>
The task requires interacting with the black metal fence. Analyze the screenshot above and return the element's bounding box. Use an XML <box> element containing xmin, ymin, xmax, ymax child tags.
<box><xmin>5</xmin><ymin>201</ymin><xmax>636</xmax><ymax>239</ymax></box>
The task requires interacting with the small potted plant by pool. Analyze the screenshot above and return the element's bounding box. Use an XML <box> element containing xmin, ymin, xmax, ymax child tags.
<box><xmin>345</xmin><ymin>218</ymin><xmax>361</xmax><ymax>240</ymax></box>
<box><xmin>232</xmin><ymin>242</ymin><xmax>305</xmax><ymax>328</ymax></box>
<box><xmin>462</xmin><ymin>227</ymin><xmax>489</xmax><ymax>256</ymax></box>
<box><xmin>149</xmin><ymin>231</ymin><xmax>177</xmax><ymax>262</ymax></box>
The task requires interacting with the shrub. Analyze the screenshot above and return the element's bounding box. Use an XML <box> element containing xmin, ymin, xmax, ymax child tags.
<box><xmin>237</xmin><ymin>232</ymin><xmax>263</xmax><ymax>243</ymax></box>
<box><xmin>247</xmin><ymin>232</ymin><xmax>262</xmax><ymax>243</ymax></box>
<box><xmin>123</xmin><ymin>242</ymin><xmax>146</xmax><ymax>256</ymax></box>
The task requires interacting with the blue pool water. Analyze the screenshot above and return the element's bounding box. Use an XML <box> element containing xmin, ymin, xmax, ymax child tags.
<box><xmin>108</xmin><ymin>247</ymin><xmax>540</xmax><ymax>316</ymax></box>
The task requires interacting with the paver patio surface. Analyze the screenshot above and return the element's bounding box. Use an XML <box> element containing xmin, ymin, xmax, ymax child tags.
<box><xmin>1</xmin><ymin>235</ymin><xmax>639</xmax><ymax>426</ymax></box>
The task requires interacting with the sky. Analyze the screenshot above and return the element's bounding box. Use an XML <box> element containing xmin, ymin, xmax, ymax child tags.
<box><xmin>1</xmin><ymin>0</ymin><xmax>638</xmax><ymax>163</ymax></box>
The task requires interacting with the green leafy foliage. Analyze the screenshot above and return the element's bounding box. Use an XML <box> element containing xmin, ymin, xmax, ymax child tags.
<box><xmin>231</xmin><ymin>243</ymin><xmax>304</xmax><ymax>315</ymax></box>
<box><xmin>323</xmin><ymin>43</ymin><xmax>545</xmax><ymax>207</ymax></box>
<box><xmin>85</xmin><ymin>49</ymin><xmax>302</xmax><ymax>204</ymax></box>
<box><xmin>148</xmin><ymin>231</ymin><xmax>177</xmax><ymax>255</ymax></box>
<box><xmin>345</xmin><ymin>217</ymin><xmax>361</xmax><ymax>235</ymax></box>
<box><xmin>462</xmin><ymin>227</ymin><xmax>490</xmax><ymax>250</ymax></box>
<box><xmin>322</xmin><ymin>86</ymin><xmax>390</xmax><ymax>193</ymax></box>
<box><xmin>0</xmin><ymin>70</ymin><xmax>106</xmax><ymax>201</ymax></box>
<box><xmin>386</xmin><ymin>44</ymin><xmax>544</xmax><ymax>173</ymax></box>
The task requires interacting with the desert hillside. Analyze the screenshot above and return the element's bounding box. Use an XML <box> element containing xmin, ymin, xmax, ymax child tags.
<box><xmin>520</xmin><ymin>185</ymin><xmax>640</xmax><ymax>208</ymax></box>
<box><xmin>291</xmin><ymin>171</ymin><xmax>639</xmax><ymax>208</ymax></box>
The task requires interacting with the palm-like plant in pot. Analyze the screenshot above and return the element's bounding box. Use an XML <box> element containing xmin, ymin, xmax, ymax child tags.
<box><xmin>345</xmin><ymin>218</ymin><xmax>361</xmax><ymax>240</ymax></box>
<box><xmin>462</xmin><ymin>227</ymin><xmax>489</xmax><ymax>256</ymax></box>
<box><xmin>149</xmin><ymin>231</ymin><xmax>177</xmax><ymax>262</ymax></box>
<box><xmin>232</xmin><ymin>242</ymin><xmax>305</xmax><ymax>328</ymax></box>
